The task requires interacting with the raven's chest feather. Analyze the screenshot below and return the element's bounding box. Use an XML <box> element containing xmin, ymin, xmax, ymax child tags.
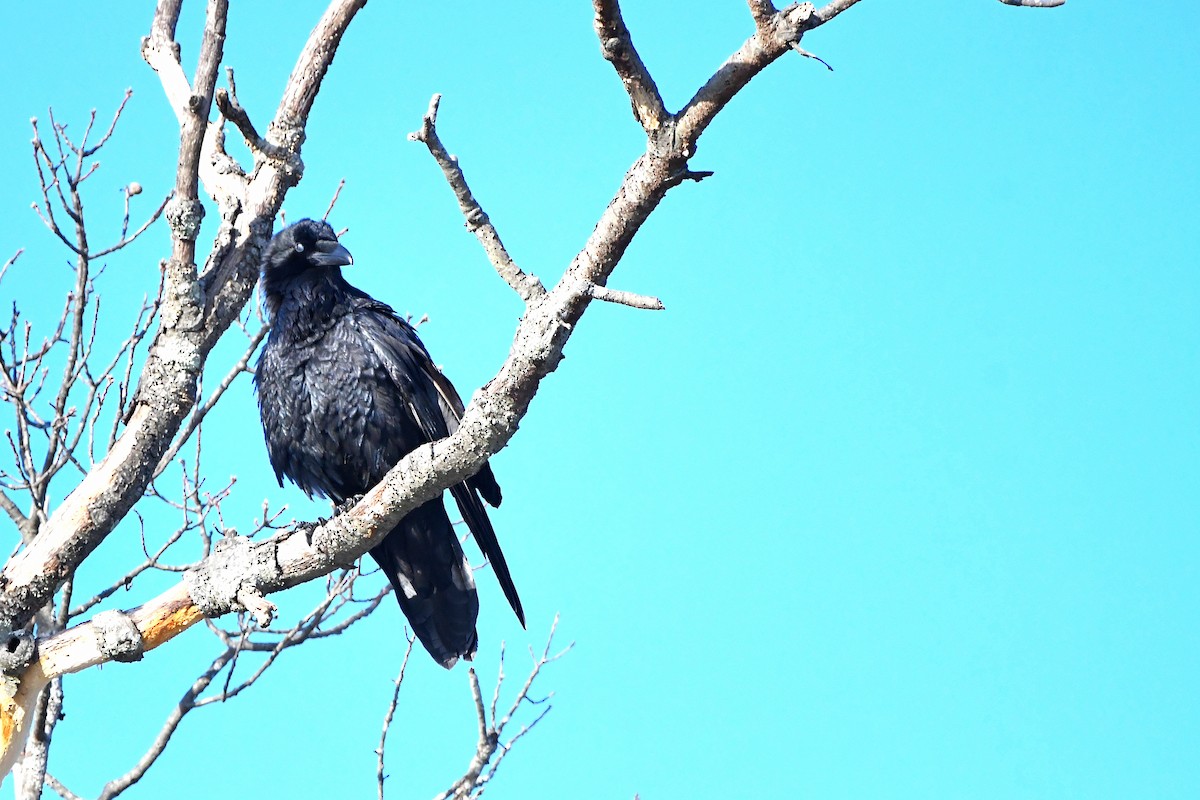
<box><xmin>256</xmin><ymin>309</ymin><xmax>413</xmax><ymax>501</ymax></box>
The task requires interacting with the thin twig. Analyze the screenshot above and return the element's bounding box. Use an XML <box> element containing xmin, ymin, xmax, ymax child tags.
<box><xmin>90</xmin><ymin>192</ymin><xmax>172</xmax><ymax>258</ymax></box>
<box><xmin>193</xmin><ymin>572</ymin><xmax>359</xmax><ymax>706</ymax></box>
<box><xmin>44</xmin><ymin>772</ymin><xmax>84</xmax><ymax>800</ymax></box>
<box><xmin>0</xmin><ymin>249</ymin><xmax>23</xmax><ymax>283</ymax></box>
<box><xmin>82</xmin><ymin>89</ymin><xmax>134</xmax><ymax>158</ymax></box>
<box><xmin>434</xmin><ymin>616</ymin><xmax>571</xmax><ymax>800</ymax></box>
<box><xmin>376</xmin><ymin>636</ymin><xmax>416</xmax><ymax>800</ymax></box>
<box><xmin>324</xmin><ymin>179</ymin><xmax>346</xmax><ymax>221</ymax></box>
<box><xmin>96</xmin><ymin>649</ymin><xmax>235</xmax><ymax>800</ymax></box>
<box><xmin>790</xmin><ymin>42</ymin><xmax>834</xmax><ymax>71</ymax></box>
<box><xmin>153</xmin><ymin>322</ymin><xmax>269</xmax><ymax>477</ymax></box>
<box><xmin>68</xmin><ymin>512</ymin><xmax>188</xmax><ymax>617</ymax></box>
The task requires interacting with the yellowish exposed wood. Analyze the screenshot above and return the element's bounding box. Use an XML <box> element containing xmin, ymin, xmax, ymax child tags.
<box><xmin>0</xmin><ymin>664</ymin><xmax>49</xmax><ymax>783</ymax></box>
<box><xmin>131</xmin><ymin>582</ymin><xmax>204</xmax><ymax>652</ymax></box>
<box><xmin>0</xmin><ymin>582</ymin><xmax>203</xmax><ymax>782</ymax></box>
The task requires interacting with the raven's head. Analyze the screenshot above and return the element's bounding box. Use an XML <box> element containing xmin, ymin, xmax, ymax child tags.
<box><xmin>260</xmin><ymin>218</ymin><xmax>353</xmax><ymax>311</ymax></box>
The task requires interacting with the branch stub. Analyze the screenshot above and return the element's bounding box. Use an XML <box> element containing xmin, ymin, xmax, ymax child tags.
<box><xmin>92</xmin><ymin>610</ymin><xmax>144</xmax><ymax>663</ymax></box>
<box><xmin>183</xmin><ymin>533</ymin><xmax>278</xmax><ymax>619</ymax></box>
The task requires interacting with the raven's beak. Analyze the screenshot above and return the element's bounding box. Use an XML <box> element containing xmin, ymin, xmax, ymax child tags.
<box><xmin>311</xmin><ymin>239</ymin><xmax>354</xmax><ymax>267</ymax></box>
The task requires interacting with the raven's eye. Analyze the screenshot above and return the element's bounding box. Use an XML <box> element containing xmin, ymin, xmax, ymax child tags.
<box><xmin>294</xmin><ymin>242</ymin><xmax>306</xmax><ymax>253</ymax></box>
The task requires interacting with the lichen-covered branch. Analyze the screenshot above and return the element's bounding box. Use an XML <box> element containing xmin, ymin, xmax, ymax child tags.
<box><xmin>747</xmin><ymin>0</ymin><xmax>779</xmax><ymax>28</ymax></box>
<box><xmin>0</xmin><ymin>0</ymin><xmax>368</xmax><ymax>639</ymax></box>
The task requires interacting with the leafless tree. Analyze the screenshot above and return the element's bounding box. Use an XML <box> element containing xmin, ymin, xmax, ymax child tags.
<box><xmin>0</xmin><ymin>0</ymin><xmax>1064</xmax><ymax>797</ymax></box>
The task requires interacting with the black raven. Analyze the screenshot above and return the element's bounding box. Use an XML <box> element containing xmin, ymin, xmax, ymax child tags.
<box><xmin>253</xmin><ymin>218</ymin><xmax>524</xmax><ymax>667</ymax></box>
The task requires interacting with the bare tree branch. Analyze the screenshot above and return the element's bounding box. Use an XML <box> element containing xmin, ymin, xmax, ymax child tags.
<box><xmin>748</xmin><ymin>0</ymin><xmax>779</xmax><ymax>28</ymax></box>
<box><xmin>0</xmin><ymin>0</ymin><xmax>369</xmax><ymax>645</ymax></box>
<box><xmin>998</xmin><ymin>0</ymin><xmax>1065</xmax><ymax>6</ymax></box>
<box><xmin>89</xmin><ymin>191</ymin><xmax>172</xmax><ymax>259</ymax></box>
<box><xmin>0</xmin><ymin>1</ymin><xmax>1065</xmax><ymax>791</ymax></box>
<box><xmin>43</xmin><ymin>772</ymin><xmax>83</xmax><ymax>800</ymax></box>
<box><xmin>67</xmin><ymin>514</ymin><xmax>189</xmax><ymax>618</ymax></box>
<box><xmin>592</xmin><ymin>0</ymin><xmax>668</xmax><ymax>134</ymax></box>
<box><xmin>214</xmin><ymin>71</ymin><xmax>279</xmax><ymax>159</ymax></box>
<box><xmin>814</xmin><ymin>0</ymin><xmax>866</xmax><ymax>23</ymax></box>
<box><xmin>790</xmin><ymin>42</ymin><xmax>835</xmax><ymax>71</ymax></box>
<box><xmin>408</xmin><ymin>95</ymin><xmax>546</xmax><ymax>305</ymax></box>
<box><xmin>192</xmin><ymin>568</ymin><xmax>370</xmax><ymax>706</ymax></box>
<box><xmin>0</xmin><ymin>249</ymin><xmax>23</xmax><ymax>283</ymax></box>
<box><xmin>677</xmin><ymin>2</ymin><xmax>853</xmax><ymax>154</ymax></box>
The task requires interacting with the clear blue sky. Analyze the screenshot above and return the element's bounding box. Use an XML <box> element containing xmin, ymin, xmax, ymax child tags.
<box><xmin>1</xmin><ymin>2</ymin><xmax>1197</xmax><ymax>798</ymax></box>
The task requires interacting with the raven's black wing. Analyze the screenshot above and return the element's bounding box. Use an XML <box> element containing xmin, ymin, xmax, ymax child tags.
<box><xmin>419</xmin><ymin>361</ymin><xmax>503</xmax><ymax>507</ymax></box>
<box><xmin>352</xmin><ymin>301</ymin><xmax>525</xmax><ymax>627</ymax></box>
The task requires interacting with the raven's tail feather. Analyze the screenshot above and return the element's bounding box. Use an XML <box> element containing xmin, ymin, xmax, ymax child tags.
<box><xmin>450</xmin><ymin>482</ymin><xmax>525</xmax><ymax>628</ymax></box>
<box><xmin>368</xmin><ymin>498</ymin><xmax>479</xmax><ymax>668</ymax></box>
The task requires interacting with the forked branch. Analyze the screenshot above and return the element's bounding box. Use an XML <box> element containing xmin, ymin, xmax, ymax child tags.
<box><xmin>434</xmin><ymin>617</ymin><xmax>572</xmax><ymax>800</ymax></box>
